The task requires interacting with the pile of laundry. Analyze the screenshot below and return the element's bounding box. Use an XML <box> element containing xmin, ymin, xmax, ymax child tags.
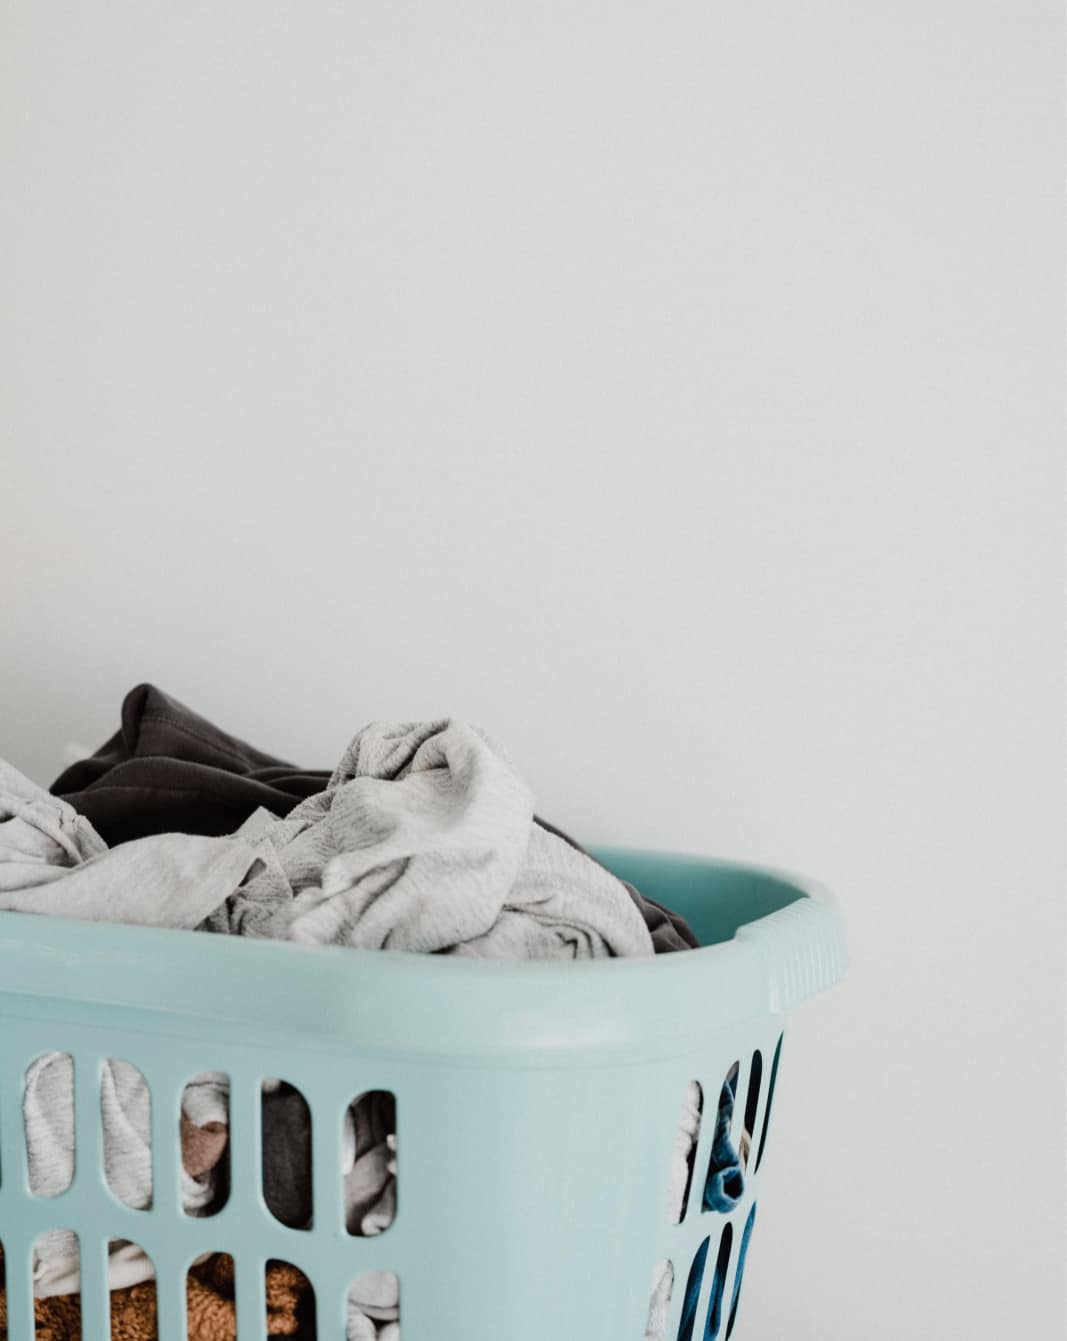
<box><xmin>0</xmin><ymin>684</ymin><xmax>703</xmax><ymax>1341</ymax></box>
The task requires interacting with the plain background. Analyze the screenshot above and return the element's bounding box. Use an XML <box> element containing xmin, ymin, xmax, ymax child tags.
<box><xmin>1</xmin><ymin>2</ymin><xmax>1064</xmax><ymax>1337</ymax></box>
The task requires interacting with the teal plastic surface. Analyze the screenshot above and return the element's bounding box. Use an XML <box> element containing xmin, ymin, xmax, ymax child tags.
<box><xmin>0</xmin><ymin>849</ymin><xmax>846</xmax><ymax>1340</ymax></box>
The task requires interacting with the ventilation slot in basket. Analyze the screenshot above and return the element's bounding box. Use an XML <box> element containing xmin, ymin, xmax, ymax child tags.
<box><xmin>185</xmin><ymin>1252</ymin><xmax>236</xmax><ymax>1337</ymax></box>
<box><xmin>644</xmin><ymin>1259</ymin><xmax>674</xmax><ymax>1341</ymax></box>
<box><xmin>702</xmin><ymin>1064</ymin><xmax>743</xmax><ymax>1215</ymax></box>
<box><xmin>345</xmin><ymin>1090</ymin><xmax>397</xmax><ymax>1237</ymax></box>
<box><xmin>676</xmin><ymin>1235</ymin><xmax>709</xmax><ymax>1341</ymax></box>
<box><xmin>740</xmin><ymin>1051</ymin><xmax>762</xmax><ymax>1171</ymax></box>
<box><xmin>30</xmin><ymin>1230</ymin><xmax>82</xmax><ymax>1336</ymax></box>
<box><xmin>180</xmin><ymin>1073</ymin><xmax>230</xmax><ymax>1218</ymax></box>
<box><xmin>101</xmin><ymin>1059</ymin><xmax>152</xmax><ymax>1210</ymax></box>
<box><xmin>262</xmin><ymin>1078</ymin><xmax>313</xmax><ymax>1230</ymax></box>
<box><xmin>704</xmin><ymin>1222</ymin><xmax>733</xmax><ymax>1339</ymax></box>
<box><xmin>725</xmin><ymin>1204</ymin><xmax>757</xmax><ymax>1338</ymax></box>
<box><xmin>669</xmin><ymin>1081</ymin><xmax>703</xmax><ymax>1224</ymax></box>
<box><xmin>348</xmin><ymin>1270</ymin><xmax>400</xmax><ymax>1339</ymax></box>
<box><xmin>24</xmin><ymin>1053</ymin><xmax>75</xmax><ymax>1198</ymax></box>
<box><xmin>107</xmin><ymin>1240</ymin><xmax>156</xmax><ymax>1337</ymax></box>
<box><xmin>266</xmin><ymin>1259</ymin><xmax>316</xmax><ymax>1335</ymax></box>
<box><xmin>753</xmin><ymin>1034</ymin><xmax>784</xmax><ymax>1173</ymax></box>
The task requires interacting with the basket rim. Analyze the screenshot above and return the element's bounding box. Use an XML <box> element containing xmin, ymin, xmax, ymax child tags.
<box><xmin>0</xmin><ymin>849</ymin><xmax>847</xmax><ymax>1063</ymax></box>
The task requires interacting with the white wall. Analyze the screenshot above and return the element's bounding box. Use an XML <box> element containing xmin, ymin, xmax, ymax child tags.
<box><xmin>2</xmin><ymin>3</ymin><xmax>1063</xmax><ymax>1336</ymax></box>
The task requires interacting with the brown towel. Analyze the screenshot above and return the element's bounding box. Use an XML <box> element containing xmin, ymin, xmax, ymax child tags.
<box><xmin>184</xmin><ymin>1254</ymin><xmax>312</xmax><ymax>1339</ymax></box>
<box><xmin>0</xmin><ymin>1248</ymin><xmax>314</xmax><ymax>1341</ymax></box>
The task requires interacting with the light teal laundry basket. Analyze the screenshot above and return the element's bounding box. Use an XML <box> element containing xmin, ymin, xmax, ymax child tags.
<box><xmin>0</xmin><ymin>849</ymin><xmax>846</xmax><ymax>1341</ymax></box>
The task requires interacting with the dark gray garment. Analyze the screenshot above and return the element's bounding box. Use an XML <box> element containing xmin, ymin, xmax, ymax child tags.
<box><xmin>50</xmin><ymin>682</ymin><xmax>331</xmax><ymax>844</ymax></box>
<box><xmin>261</xmin><ymin>1081</ymin><xmax>313</xmax><ymax>1229</ymax></box>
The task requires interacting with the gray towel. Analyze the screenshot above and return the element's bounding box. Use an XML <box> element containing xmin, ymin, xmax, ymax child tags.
<box><xmin>231</xmin><ymin>719</ymin><xmax>654</xmax><ymax>959</ymax></box>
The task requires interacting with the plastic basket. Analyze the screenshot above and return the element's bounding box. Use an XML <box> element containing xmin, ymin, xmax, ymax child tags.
<box><xmin>0</xmin><ymin>848</ymin><xmax>846</xmax><ymax>1340</ymax></box>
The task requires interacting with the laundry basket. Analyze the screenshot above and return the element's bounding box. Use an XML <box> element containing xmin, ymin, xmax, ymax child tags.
<box><xmin>0</xmin><ymin>848</ymin><xmax>846</xmax><ymax>1341</ymax></box>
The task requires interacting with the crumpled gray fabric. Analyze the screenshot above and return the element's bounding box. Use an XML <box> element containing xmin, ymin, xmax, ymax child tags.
<box><xmin>0</xmin><ymin>760</ymin><xmax>106</xmax><ymax>884</ymax></box>
<box><xmin>231</xmin><ymin>719</ymin><xmax>654</xmax><ymax>959</ymax></box>
<box><xmin>0</xmin><ymin>760</ymin><xmax>264</xmax><ymax>928</ymax></box>
<box><xmin>4</xmin><ymin>723</ymin><xmax>653</xmax><ymax>956</ymax></box>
